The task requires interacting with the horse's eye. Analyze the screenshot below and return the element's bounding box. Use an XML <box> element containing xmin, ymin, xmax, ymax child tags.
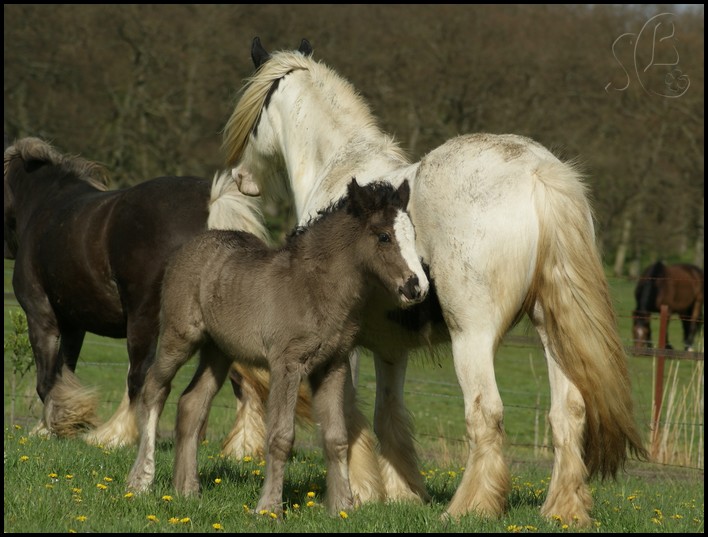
<box><xmin>378</xmin><ymin>232</ymin><xmax>391</xmax><ymax>243</ymax></box>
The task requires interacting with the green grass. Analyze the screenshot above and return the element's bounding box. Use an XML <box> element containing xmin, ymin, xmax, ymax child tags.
<box><xmin>4</xmin><ymin>259</ymin><xmax>704</xmax><ymax>532</ymax></box>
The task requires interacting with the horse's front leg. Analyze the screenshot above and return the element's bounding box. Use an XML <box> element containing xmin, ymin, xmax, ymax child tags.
<box><xmin>309</xmin><ymin>357</ymin><xmax>355</xmax><ymax>515</ymax></box>
<box><xmin>373</xmin><ymin>350</ymin><xmax>429</xmax><ymax>503</ymax></box>
<box><xmin>173</xmin><ymin>343</ymin><xmax>231</xmax><ymax>495</ymax></box>
<box><xmin>256</xmin><ymin>363</ymin><xmax>301</xmax><ymax>516</ymax></box>
<box><xmin>85</xmin><ymin>313</ymin><xmax>155</xmax><ymax>448</ymax></box>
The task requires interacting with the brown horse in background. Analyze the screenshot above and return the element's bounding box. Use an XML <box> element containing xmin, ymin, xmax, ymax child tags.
<box><xmin>632</xmin><ymin>261</ymin><xmax>704</xmax><ymax>351</ymax></box>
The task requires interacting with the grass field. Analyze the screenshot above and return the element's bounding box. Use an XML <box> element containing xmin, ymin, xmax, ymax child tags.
<box><xmin>3</xmin><ymin>259</ymin><xmax>704</xmax><ymax>532</ymax></box>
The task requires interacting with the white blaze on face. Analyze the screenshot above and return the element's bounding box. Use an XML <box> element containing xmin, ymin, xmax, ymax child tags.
<box><xmin>393</xmin><ymin>209</ymin><xmax>429</xmax><ymax>296</ymax></box>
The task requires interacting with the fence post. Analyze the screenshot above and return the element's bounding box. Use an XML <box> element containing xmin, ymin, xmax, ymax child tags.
<box><xmin>650</xmin><ymin>304</ymin><xmax>669</xmax><ymax>459</ymax></box>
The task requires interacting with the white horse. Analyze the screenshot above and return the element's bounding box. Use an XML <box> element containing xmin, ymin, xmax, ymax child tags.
<box><xmin>220</xmin><ymin>38</ymin><xmax>647</xmax><ymax>527</ymax></box>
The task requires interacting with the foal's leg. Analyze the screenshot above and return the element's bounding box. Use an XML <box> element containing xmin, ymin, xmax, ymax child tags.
<box><xmin>256</xmin><ymin>363</ymin><xmax>302</xmax><ymax>516</ymax></box>
<box><xmin>309</xmin><ymin>359</ymin><xmax>355</xmax><ymax>515</ymax></box>
<box><xmin>127</xmin><ymin>330</ymin><xmax>197</xmax><ymax>493</ymax></box>
<box><xmin>373</xmin><ymin>351</ymin><xmax>429</xmax><ymax>503</ymax></box>
<box><xmin>173</xmin><ymin>343</ymin><xmax>231</xmax><ymax>495</ymax></box>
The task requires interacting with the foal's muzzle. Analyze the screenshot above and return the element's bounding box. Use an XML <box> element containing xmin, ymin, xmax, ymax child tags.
<box><xmin>399</xmin><ymin>275</ymin><xmax>427</xmax><ymax>304</ymax></box>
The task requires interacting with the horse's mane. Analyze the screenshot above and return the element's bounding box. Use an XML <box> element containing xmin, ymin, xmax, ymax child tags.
<box><xmin>4</xmin><ymin>137</ymin><xmax>110</xmax><ymax>191</ymax></box>
<box><xmin>286</xmin><ymin>180</ymin><xmax>398</xmax><ymax>241</ymax></box>
<box><xmin>221</xmin><ymin>50</ymin><xmax>408</xmax><ymax>169</ymax></box>
<box><xmin>636</xmin><ymin>261</ymin><xmax>666</xmax><ymax>312</ymax></box>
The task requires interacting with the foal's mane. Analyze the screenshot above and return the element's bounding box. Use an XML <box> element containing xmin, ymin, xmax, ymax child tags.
<box><xmin>287</xmin><ymin>181</ymin><xmax>398</xmax><ymax>241</ymax></box>
<box><xmin>4</xmin><ymin>137</ymin><xmax>110</xmax><ymax>191</ymax></box>
<box><xmin>222</xmin><ymin>49</ymin><xmax>407</xmax><ymax>169</ymax></box>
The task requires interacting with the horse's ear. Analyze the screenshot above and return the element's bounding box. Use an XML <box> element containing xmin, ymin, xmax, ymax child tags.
<box><xmin>347</xmin><ymin>177</ymin><xmax>367</xmax><ymax>218</ymax></box>
<box><xmin>394</xmin><ymin>180</ymin><xmax>410</xmax><ymax>209</ymax></box>
<box><xmin>251</xmin><ymin>37</ymin><xmax>271</xmax><ymax>68</ymax></box>
<box><xmin>298</xmin><ymin>39</ymin><xmax>313</xmax><ymax>56</ymax></box>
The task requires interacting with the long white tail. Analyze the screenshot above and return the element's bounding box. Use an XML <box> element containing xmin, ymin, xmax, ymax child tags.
<box><xmin>208</xmin><ymin>170</ymin><xmax>269</xmax><ymax>241</ymax></box>
<box><xmin>531</xmin><ymin>158</ymin><xmax>647</xmax><ymax>478</ymax></box>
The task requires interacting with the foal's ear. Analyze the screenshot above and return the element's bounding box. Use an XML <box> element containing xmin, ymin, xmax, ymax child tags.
<box><xmin>394</xmin><ymin>180</ymin><xmax>411</xmax><ymax>209</ymax></box>
<box><xmin>251</xmin><ymin>37</ymin><xmax>271</xmax><ymax>68</ymax></box>
<box><xmin>298</xmin><ymin>39</ymin><xmax>313</xmax><ymax>56</ymax></box>
<box><xmin>347</xmin><ymin>177</ymin><xmax>367</xmax><ymax>217</ymax></box>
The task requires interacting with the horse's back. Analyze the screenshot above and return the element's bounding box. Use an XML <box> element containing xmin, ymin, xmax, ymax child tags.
<box><xmin>410</xmin><ymin>133</ymin><xmax>561</xmax><ymax>333</ymax></box>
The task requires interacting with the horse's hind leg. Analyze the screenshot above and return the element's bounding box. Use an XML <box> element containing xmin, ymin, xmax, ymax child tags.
<box><xmin>309</xmin><ymin>358</ymin><xmax>355</xmax><ymax>515</ymax></box>
<box><xmin>445</xmin><ymin>330</ymin><xmax>510</xmax><ymax>520</ymax></box>
<box><xmin>255</xmin><ymin>363</ymin><xmax>302</xmax><ymax>516</ymax></box>
<box><xmin>26</xmin><ymin>317</ymin><xmax>99</xmax><ymax>438</ymax></box>
<box><xmin>533</xmin><ymin>309</ymin><xmax>592</xmax><ymax>527</ymax></box>
<box><xmin>173</xmin><ymin>343</ymin><xmax>231</xmax><ymax>496</ymax></box>
<box><xmin>373</xmin><ymin>351</ymin><xmax>428</xmax><ymax>503</ymax></box>
<box><xmin>127</xmin><ymin>327</ymin><xmax>197</xmax><ymax>493</ymax></box>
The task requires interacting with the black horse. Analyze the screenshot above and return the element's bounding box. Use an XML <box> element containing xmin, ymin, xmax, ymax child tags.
<box><xmin>4</xmin><ymin>136</ymin><xmax>268</xmax><ymax>445</ymax></box>
<box><xmin>632</xmin><ymin>261</ymin><xmax>704</xmax><ymax>351</ymax></box>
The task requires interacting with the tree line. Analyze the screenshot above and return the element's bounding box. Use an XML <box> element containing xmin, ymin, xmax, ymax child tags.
<box><xmin>4</xmin><ymin>4</ymin><xmax>704</xmax><ymax>274</ymax></box>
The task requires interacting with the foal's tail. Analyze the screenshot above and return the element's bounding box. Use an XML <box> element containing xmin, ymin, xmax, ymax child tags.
<box><xmin>530</xmin><ymin>158</ymin><xmax>648</xmax><ymax>478</ymax></box>
<box><xmin>207</xmin><ymin>170</ymin><xmax>269</xmax><ymax>242</ymax></box>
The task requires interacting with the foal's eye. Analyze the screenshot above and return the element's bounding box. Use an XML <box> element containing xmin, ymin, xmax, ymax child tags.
<box><xmin>378</xmin><ymin>232</ymin><xmax>391</xmax><ymax>243</ymax></box>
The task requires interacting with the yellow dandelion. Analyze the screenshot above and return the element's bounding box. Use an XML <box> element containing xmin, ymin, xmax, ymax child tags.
<box><xmin>68</xmin><ymin>530</ymin><xmax>77</xmax><ymax>533</ymax></box>
<box><xmin>627</xmin><ymin>495</ymin><xmax>637</xmax><ymax>501</ymax></box>
<box><xmin>162</xmin><ymin>495</ymin><xmax>173</xmax><ymax>502</ymax></box>
<box><xmin>252</xmin><ymin>469</ymin><xmax>261</xmax><ymax>476</ymax></box>
<box><xmin>65</xmin><ymin>474</ymin><xmax>74</xmax><ymax>480</ymax></box>
<box><xmin>651</xmin><ymin>517</ymin><xmax>662</xmax><ymax>525</ymax></box>
<box><xmin>212</xmin><ymin>522</ymin><xmax>224</xmax><ymax>531</ymax></box>
<box><xmin>75</xmin><ymin>516</ymin><xmax>87</xmax><ymax>522</ymax></box>
<box><xmin>242</xmin><ymin>505</ymin><xmax>250</xmax><ymax>513</ymax></box>
<box><xmin>339</xmin><ymin>511</ymin><xmax>348</xmax><ymax>519</ymax></box>
<box><xmin>243</xmin><ymin>456</ymin><xmax>253</xmax><ymax>463</ymax></box>
<box><xmin>180</xmin><ymin>518</ymin><xmax>191</xmax><ymax>524</ymax></box>
<box><xmin>269</xmin><ymin>512</ymin><xmax>278</xmax><ymax>519</ymax></box>
<box><xmin>48</xmin><ymin>472</ymin><xmax>58</xmax><ymax>478</ymax></box>
<box><xmin>307</xmin><ymin>491</ymin><xmax>316</xmax><ymax>498</ymax></box>
<box><xmin>103</xmin><ymin>476</ymin><xmax>113</xmax><ymax>482</ymax></box>
<box><xmin>259</xmin><ymin>509</ymin><xmax>268</xmax><ymax>516</ymax></box>
<box><xmin>292</xmin><ymin>503</ymin><xmax>300</xmax><ymax>510</ymax></box>
<box><xmin>14</xmin><ymin>424</ymin><xmax>22</xmax><ymax>430</ymax></box>
<box><xmin>19</xmin><ymin>455</ymin><xmax>29</xmax><ymax>462</ymax></box>
<box><xmin>169</xmin><ymin>517</ymin><xmax>180</xmax><ymax>524</ymax></box>
<box><xmin>306</xmin><ymin>501</ymin><xmax>315</xmax><ymax>507</ymax></box>
<box><xmin>19</xmin><ymin>436</ymin><xmax>28</xmax><ymax>445</ymax></box>
<box><xmin>258</xmin><ymin>459</ymin><xmax>266</xmax><ymax>466</ymax></box>
<box><xmin>72</xmin><ymin>488</ymin><xmax>82</xmax><ymax>494</ymax></box>
<box><xmin>146</xmin><ymin>514</ymin><xmax>159</xmax><ymax>522</ymax></box>
<box><xmin>124</xmin><ymin>492</ymin><xmax>134</xmax><ymax>499</ymax></box>
<box><xmin>561</xmin><ymin>524</ymin><xmax>569</xmax><ymax>529</ymax></box>
<box><xmin>671</xmin><ymin>514</ymin><xmax>683</xmax><ymax>520</ymax></box>
<box><xmin>214</xmin><ymin>478</ymin><xmax>222</xmax><ymax>484</ymax></box>
<box><xmin>96</xmin><ymin>483</ymin><xmax>108</xmax><ymax>490</ymax></box>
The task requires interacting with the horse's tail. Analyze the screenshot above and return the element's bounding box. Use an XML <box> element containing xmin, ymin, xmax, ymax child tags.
<box><xmin>530</xmin><ymin>158</ymin><xmax>648</xmax><ymax>478</ymax></box>
<box><xmin>207</xmin><ymin>170</ymin><xmax>269</xmax><ymax>242</ymax></box>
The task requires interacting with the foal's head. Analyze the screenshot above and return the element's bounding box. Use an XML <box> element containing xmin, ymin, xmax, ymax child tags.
<box><xmin>345</xmin><ymin>178</ymin><xmax>429</xmax><ymax>307</ymax></box>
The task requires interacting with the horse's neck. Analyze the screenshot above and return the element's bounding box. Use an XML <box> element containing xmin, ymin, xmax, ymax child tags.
<box><xmin>288</xmin><ymin>216</ymin><xmax>367</xmax><ymax>311</ymax></box>
<box><xmin>259</xmin><ymin>84</ymin><xmax>409</xmax><ymax>222</ymax></box>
